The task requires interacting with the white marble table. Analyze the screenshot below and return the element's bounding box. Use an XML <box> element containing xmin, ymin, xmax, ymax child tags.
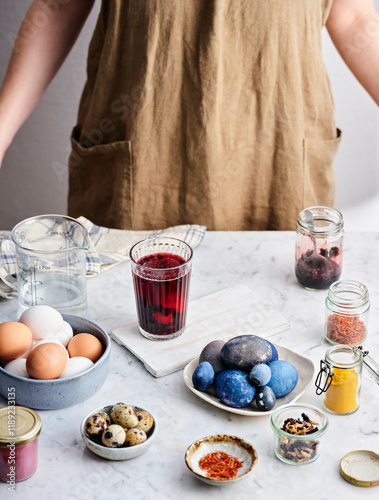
<box><xmin>1</xmin><ymin>231</ymin><xmax>378</xmax><ymax>499</ymax></box>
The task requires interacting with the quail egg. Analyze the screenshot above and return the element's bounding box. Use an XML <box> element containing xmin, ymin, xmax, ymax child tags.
<box><xmin>85</xmin><ymin>413</ymin><xmax>110</xmax><ymax>439</ymax></box>
<box><xmin>124</xmin><ymin>428</ymin><xmax>147</xmax><ymax>447</ymax></box>
<box><xmin>109</xmin><ymin>402</ymin><xmax>125</xmax><ymax>420</ymax></box>
<box><xmin>136</xmin><ymin>410</ymin><xmax>154</xmax><ymax>433</ymax></box>
<box><xmin>111</xmin><ymin>404</ymin><xmax>139</xmax><ymax>428</ymax></box>
<box><xmin>97</xmin><ymin>412</ymin><xmax>111</xmax><ymax>426</ymax></box>
<box><xmin>101</xmin><ymin>425</ymin><xmax>126</xmax><ymax>448</ymax></box>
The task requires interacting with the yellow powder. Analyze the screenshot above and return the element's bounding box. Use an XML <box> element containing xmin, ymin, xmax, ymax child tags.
<box><xmin>324</xmin><ymin>367</ymin><xmax>358</xmax><ymax>414</ymax></box>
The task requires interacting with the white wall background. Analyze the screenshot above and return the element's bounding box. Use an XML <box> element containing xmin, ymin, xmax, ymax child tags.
<box><xmin>0</xmin><ymin>0</ymin><xmax>378</xmax><ymax>231</ymax></box>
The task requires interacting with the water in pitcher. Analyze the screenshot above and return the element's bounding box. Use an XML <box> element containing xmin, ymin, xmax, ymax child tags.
<box><xmin>18</xmin><ymin>271</ymin><xmax>87</xmax><ymax>315</ymax></box>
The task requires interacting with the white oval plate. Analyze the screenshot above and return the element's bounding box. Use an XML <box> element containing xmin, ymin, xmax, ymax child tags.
<box><xmin>183</xmin><ymin>343</ymin><xmax>315</xmax><ymax>416</ymax></box>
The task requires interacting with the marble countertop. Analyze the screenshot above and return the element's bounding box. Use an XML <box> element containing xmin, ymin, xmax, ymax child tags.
<box><xmin>1</xmin><ymin>231</ymin><xmax>378</xmax><ymax>499</ymax></box>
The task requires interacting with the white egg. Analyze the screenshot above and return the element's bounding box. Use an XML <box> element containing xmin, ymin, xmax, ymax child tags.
<box><xmin>20</xmin><ymin>305</ymin><xmax>63</xmax><ymax>340</ymax></box>
<box><xmin>32</xmin><ymin>339</ymin><xmax>69</xmax><ymax>359</ymax></box>
<box><xmin>58</xmin><ymin>357</ymin><xmax>93</xmax><ymax>378</ymax></box>
<box><xmin>4</xmin><ymin>358</ymin><xmax>29</xmax><ymax>378</ymax></box>
<box><xmin>53</xmin><ymin>321</ymin><xmax>73</xmax><ymax>347</ymax></box>
<box><xmin>19</xmin><ymin>340</ymin><xmax>36</xmax><ymax>358</ymax></box>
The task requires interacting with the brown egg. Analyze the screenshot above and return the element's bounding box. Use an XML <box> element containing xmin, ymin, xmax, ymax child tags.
<box><xmin>0</xmin><ymin>322</ymin><xmax>33</xmax><ymax>361</ymax></box>
<box><xmin>26</xmin><ymin>342</ymin><xmax>67</xmax><ymax>379</ymax></box>
<box><xmin>67</xmin><ymin>333</ymin><xmax>104</xmax><ymax>363</ymax></box>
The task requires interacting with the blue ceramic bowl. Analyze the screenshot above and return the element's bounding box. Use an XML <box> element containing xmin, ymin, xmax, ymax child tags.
<box><xmin>0</xmin><ymin>314</ymin><xmax>111</xmax><ymax>410</ymax></box>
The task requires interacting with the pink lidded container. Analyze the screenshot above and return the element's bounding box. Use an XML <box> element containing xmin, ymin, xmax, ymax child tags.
<box><xmin>0</xmin><ymin>405</ymin><xmax>42</xmax><ymax>483</ymax></box>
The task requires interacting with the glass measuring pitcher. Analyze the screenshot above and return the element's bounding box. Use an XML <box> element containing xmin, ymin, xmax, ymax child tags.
<box><xmin>7</xmin><ymin>215</ymin><xmax>88</xmax><ymax>314</ymax></box>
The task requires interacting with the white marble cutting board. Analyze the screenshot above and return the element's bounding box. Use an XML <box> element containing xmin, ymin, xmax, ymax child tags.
<box><xmin>111</xmin><ymin>284</ymin><xmax>290</xmax><ymax>377</ymax></box>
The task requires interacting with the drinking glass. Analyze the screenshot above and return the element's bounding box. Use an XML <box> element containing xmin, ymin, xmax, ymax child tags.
<box><xmin>130</xmin><ymin>237</ymin><xmax>193</xmax><ymax>340</ymax></box>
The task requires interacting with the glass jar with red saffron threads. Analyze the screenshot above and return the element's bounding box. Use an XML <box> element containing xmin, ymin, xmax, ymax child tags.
<box><xmin>325</xmin><ymin>280</ymin><xmax>370</xmax><ymax>346</ymax></box>
<box><xmin>0</xmin><ymin>406</ymin><xmax>42</xmax><ymax>483</ymax></box>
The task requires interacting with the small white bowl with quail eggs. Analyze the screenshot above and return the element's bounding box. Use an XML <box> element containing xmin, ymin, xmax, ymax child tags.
<box><xmin>81</xmin><ymin>403</ymin><xmax>157</xmax><ymax>460</ymax></box>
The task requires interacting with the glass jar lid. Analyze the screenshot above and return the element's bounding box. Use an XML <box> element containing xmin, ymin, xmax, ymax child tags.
<box><xmin>327</xmin><ymin>280</ymin><xmax>370</xmax><ymax>313</ymax></box>
<box><xmin>297</xmin><ymin>206</ymin><xmax>344</xmax><ymax>237</ymax></box>
<box><xmin>325</xmin><ymin>345</ymin><xmax>364</xmax><ymax>369</ymax></box>
<box><xmin>0</xmin><ymin>406</ymin><xmax>42</xmax><ymax>447</ymax></box>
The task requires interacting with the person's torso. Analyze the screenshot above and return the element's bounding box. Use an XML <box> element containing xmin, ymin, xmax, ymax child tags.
<box><xmin>69</xmin><ymin>0</ymin><xmax>340</xmax><ymax>230</ymax></box>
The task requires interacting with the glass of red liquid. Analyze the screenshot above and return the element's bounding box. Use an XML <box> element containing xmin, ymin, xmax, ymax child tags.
<box><xmin>130</xmin><ymin>237</ymin><xmax>193</xmax><ymax>340</ymax></box>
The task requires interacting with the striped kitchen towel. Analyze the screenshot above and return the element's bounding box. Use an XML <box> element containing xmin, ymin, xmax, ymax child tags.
<box><xmin>0</xmin><ymin>219</ymin><xmax>206</xmax><ymax>299</ymax></box>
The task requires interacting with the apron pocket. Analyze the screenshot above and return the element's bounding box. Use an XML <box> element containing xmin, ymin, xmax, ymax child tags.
<box><xmin>303</xmin><ymin>128</ymin><xmax>342</xmax><ymax>208</ymax></box>
<box><xmin>68</xmin><ymin>126</ymin><xmax>133</xmax><ymax>229</ymax></box>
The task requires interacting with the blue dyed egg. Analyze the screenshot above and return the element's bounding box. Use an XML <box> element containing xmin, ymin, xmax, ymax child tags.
<box><xmin>267</xmin><ymin>341</ymin><xmax>279</xmax><ymax>362</ymax></box>
<box><xmin>221</xmin><ymin>335</ymin><xmax>272</xmax><ymax>371</ymax></box>
<box><xmin>214</xmin><ymin>370</ymin><xmax>256</xmax><ymax>408</ymax></box>
<box><xmin>249</xmin><ymin>363</ymin><xmax>272</xmax><ymax>387</ymax></box>
<box><xmin>199</xmin><ymin>340</ymin><xmax>227</xmax><ymax>375</ymax></box>
<box><xmin>267</xmin><ymin>360</ymin><xmax>298</xmax><ymax>397</ymax></box>
<box><xmin>192</xmin><ymin>362</ymin><xmax>215</xmax><ymax>391</ymax></box>
<box><xmin>255</xmin><ymin>385</ymin><xmax>276</xmax><ymax>411</ymax></box>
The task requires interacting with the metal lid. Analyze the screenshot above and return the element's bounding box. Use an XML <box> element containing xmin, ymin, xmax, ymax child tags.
<box><xmin>0</xmin><ymin>406</ymin><xmax>42</xmax><ymax>447</ymax></box>
<box><xmin>340</xmin><ymin>450</ymin><xmax>379</xmax><ymax>487</ymax></box>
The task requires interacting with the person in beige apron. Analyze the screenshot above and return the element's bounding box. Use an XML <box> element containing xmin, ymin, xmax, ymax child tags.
<box><xmin>0</xmin><ymin>1</ymin><xmax>378</xmax><ymax>230</ymax></box>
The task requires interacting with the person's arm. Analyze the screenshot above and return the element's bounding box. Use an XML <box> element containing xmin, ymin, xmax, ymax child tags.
<box><xmin>326</xmin><ymin>0</ymin><xmax>379</xmax><ymax>105</ymax></box>
<box><xmin>0</xmin><ymin>0</ymin><xmax>95</xmax><ymax>167</ymax></box>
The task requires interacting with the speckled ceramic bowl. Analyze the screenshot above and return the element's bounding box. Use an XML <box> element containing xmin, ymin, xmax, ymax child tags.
<box><xmin>185</xmin><ymin>435</ymin><xmax>258</xmax><ymax>486</ymax></box>
<box><xmin>0</xmin><ymin>314</ymin><xmax>110</xmax><ymax>410</ymax></box>
<box><xmin>80</xmin><ymin>404</ymin><xmax>157</xmax><ymax>460</ymax></box>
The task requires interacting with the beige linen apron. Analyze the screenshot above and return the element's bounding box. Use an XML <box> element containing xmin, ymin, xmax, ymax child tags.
<box><xmin>68</xmin><ymin>0</ymin><xmax>342</xmax><ymax>230</ymax></box>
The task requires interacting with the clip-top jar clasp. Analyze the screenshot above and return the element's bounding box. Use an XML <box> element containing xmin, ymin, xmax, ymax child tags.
<box><xmin>315</xmin><ymin>359</ymin><xmax>334</xmax><ymax>395</ymax></box>
<box><xmin>357</xmin><ymin>346</ymin><xmax>379</xmax><ymax>385</ymax></box>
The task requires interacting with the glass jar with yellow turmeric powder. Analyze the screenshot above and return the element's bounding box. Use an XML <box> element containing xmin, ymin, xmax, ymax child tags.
<box><xmin>317</xmin><ymin>345</ymin><xmax>363</xmax><ymax>415</ymax></box>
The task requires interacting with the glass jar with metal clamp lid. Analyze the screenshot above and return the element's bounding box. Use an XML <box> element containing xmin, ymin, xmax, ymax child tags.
<box><xmin>315</xmin><ymin>345</ymin><xmax>379</xmax><ymax>415</ymax></box>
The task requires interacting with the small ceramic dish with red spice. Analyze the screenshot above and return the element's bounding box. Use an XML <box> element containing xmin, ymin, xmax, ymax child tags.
<box><xmin>185</xmin><ymin>435</ymin><xmax>258</xmax><ymax>486</ymax></box>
